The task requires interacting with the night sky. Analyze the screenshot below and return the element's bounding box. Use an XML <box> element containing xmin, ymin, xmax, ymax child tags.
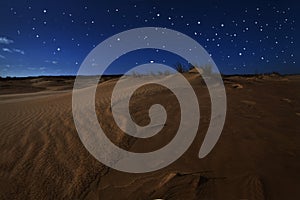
<box><xmin>0</xmin><ymin>0</ymin><xmax>298</xmax><ymax>77</ymax></box>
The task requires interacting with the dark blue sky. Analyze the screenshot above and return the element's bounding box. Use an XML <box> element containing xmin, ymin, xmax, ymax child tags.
<box><xmin>0</xmin><ymin>0</ymin><xmax>298</xmax><ymax>77</ymax></box>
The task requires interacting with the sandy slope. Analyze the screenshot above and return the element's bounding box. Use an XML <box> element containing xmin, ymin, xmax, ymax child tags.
<box><xmin>0</xmin><ymin>74</ymin><xmax>299</xmax><ymax>199</ymax></box>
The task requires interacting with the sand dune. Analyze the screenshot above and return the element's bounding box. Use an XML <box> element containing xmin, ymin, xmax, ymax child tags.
<box><xmin>0</xmin><ymin>74</ymin><xmax>299</xmax><ymax>199</ymax></box>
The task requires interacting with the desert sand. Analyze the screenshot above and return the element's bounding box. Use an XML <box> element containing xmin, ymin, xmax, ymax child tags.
<box><xmin>0</xmin><ymin>73</ymin><xmax>299</xmax><ymax>199</ymax></box>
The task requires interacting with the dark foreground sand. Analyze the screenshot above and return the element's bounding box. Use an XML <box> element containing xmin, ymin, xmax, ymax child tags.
<box><xmin>0</xmin><ymin>73</ymin><xmax>299</xmax><ymax>199</ymax></box>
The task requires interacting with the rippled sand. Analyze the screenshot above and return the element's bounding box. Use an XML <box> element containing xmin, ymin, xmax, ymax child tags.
<box><xmin>0</xmin><ymin>74</ymin><xmax>299</xmax><ymax>199</ymax></box>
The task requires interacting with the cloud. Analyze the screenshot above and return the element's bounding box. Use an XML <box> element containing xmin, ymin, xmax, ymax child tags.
<box><xmin>13</xmin><ymin>48</ymin><xmax>25</xmax><ymax>55</ymax></box>
<box><xmin>40</xmin><ymin>67</ymin><xmax>46</xmax><ymax>70</ymax></box>
<box><xmin>0</xmin><ymin>54</ymin><xmax>5</xmax><ymax>59</ymax></box>
<box><xmin>27</xmin><ymin>67</ymin><xmax>36</xmax><ymax>70</ymax></box>
<box><xmin>45</xmin><ymin>60</ymin><xmax>58</xmax><ymax>64</ymax></box>
<box><xmin>0</xmin><ymin>37</ymin><xmax>25</xmax><ymax>55</ymax></box>
<box><xmin>0</xmin><ymin>37</ymin><xmax>14</xmax><ymax>44</ymax></box>
<box><xmin>2</xmin><ymin>47</ymin><xmax>25</xmax><ymax>55</ymax></box>
<box><xmin>2</xmin><ymin>48</ymin><xmax>12</xmax><ymax>53</ymax></box>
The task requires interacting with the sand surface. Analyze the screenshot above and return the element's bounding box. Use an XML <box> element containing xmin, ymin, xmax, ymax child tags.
<box><xmin>0</xmin><ymin>74</ymin><xmax>299</xmax><ymax>199</ymax></box>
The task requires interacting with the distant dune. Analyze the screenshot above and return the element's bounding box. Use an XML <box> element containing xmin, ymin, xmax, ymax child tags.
<box><xmin>0</xmin><ymin>73</ymin><xmax>299</xmax><ymax>199</ymax></box>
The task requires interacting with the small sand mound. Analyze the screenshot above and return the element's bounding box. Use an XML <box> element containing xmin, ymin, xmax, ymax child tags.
<box><xmin>232</xmin><ymin>83</ymin><xmax>243</xmax><ymax>89</ymax></box>
<box><xmin>281</xmin><ymin>98</ymin><xmax>292</xmax><ymax>103</ymax></box>
<box><xmin>241</xmin><ymin>100</ymin><xmax>256</xmax><ymax>106</ymax></box>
